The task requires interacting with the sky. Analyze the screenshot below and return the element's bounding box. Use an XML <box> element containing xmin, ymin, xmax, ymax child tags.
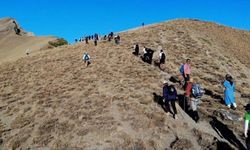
<box><xmin>1</xmin><ymin>0</ymin><xmax>250</xmax><ymax>43</ymax></box>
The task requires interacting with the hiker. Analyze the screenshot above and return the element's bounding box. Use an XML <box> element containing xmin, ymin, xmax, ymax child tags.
<box><xmin>141</xmin><ymin>47</ymin><xmax>150</xmax><ymax>63</ymax></box>
<box><xmin>158</xmin><ymin>50</ymin><xmax>166</xmax><ymax>70</ymax></box>
<box><xmin>141</xmin><ymin>47</ymin><xmax>154</xmax><ymax>64</ymax></box>
<box><xmin>85</xmin><ymin>37</ymin><xmax>89</xmax><ymax>44</ymax></box>
<box><xmin>94</xmin><ymin>33</ymin><xmax>99</xmax><ymax>41</ymax></box>
<box><xmin>83</xmin><ymin>53</ymin><xmax>91</xmax><ymax>67</ymax></box>
<box><xmin>110</xmin><ymin>32</ymin><xmax>114</xmax><ymax>38</ymax></box>
<box><xmin>147</xmin><ymin>48</ymin><xmax>154</xmax><ymax>64</ymax></box>
<box><xmin>163</xmin><ymin>81</ymin><xmax>178</xmax><ymax>119</ymax></box>
<box><xmin>114</xmin><ymin>35</ymin><xmax>120</xmax><ymax>44</ymax></box>
<box><xmin>108</xmin><ymin>34</ymin><xmax>112</xmax><ymax>42</ymax></box>
<box><xmin>185</xmin><ymin>78</ymin><xmax>203</xmax><ymax>123</ymax></box>
<box><xmin>142</xmin><ymin>22</ymin><xmax>145</xmax><ymax>27</ymax></box>
<box><xmin>244</xmin><ymin>104</ymin><xmax>250</xmax><ymax>150</ymax></box>
<box><xmin>133</xmin><ymin>44</ymin><xmax>139</xmax><ymax>56</ymax></box>
<box><xmin>141</xmin><ymin>46</ymin><xmax>148</xmax><ymax>61</ymax></box>
<box><xmin>94</xmin><ymin>39</ymin><xmax>97</xmax><ymax>46</ymax></box>
<box><xmin>13</xmin><ymin>21</ymin><xmax>20</xmax><ymax>35</ymax></box>
<box><xmin>184</xmin><ymin>59</ymin><xmax>191</xmax><ymax>88</ymax></box>
<box><xmin>223</xmin><ymin>74</ymin><xmax>236</xmax><ymax>109</ymax></box>
<box><xmin>117</xmin><ymin>35</ymin><xmax>120</xmax><ymax>44</ymax></box>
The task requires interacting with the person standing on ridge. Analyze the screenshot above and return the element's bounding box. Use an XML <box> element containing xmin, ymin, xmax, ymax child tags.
<box><xmin>223</xmin><ymin>74</ymin><xmax>237</xmax><ymax>110</ymax></box>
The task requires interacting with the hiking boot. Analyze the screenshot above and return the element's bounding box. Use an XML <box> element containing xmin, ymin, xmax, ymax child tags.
<box><xmin>232</xmin><ymin>106</ymin><xmax>237</xmax><ymax>110</ymax></box>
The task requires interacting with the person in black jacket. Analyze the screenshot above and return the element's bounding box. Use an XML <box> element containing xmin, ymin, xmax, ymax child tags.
<box><xmin>163</xmin><ymin>81</ymin><xmax>178</xmax><ymax>119</ymax></box>
<box><xmin>133</xmin><ymin>44</ymin><xmax>139</xmax><ymax>56</ymax></box>
<box><xmin>159</xmin><ymin>50</ymin><xmax>166</xmax><ymax>70</ymax></box>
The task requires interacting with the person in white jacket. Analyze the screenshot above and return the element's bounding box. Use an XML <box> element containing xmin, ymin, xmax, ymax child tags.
<box><xmin>83</xmin><ymin>53</ymin><xmax>91</xmax><ymax>67</ymax></box>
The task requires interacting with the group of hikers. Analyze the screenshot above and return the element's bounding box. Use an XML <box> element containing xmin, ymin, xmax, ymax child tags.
<box><xmin>81</xmin><ymin>32</ymin><xmax>121</xmax><ymax>67</ymax></box>
<box><xmin>76</xmin><ymin>32</ymin><xmax>121</xmax><ymax>46</ymax></box>
<box><xmin>75</xmin><ymin>33</ymin><xmax>100</xmax><ymax>46</ymax></box>
<box><xmin>80</xmin><ymin>31</ymin><xmax>250</xmax><ymax>149</ymax></box>
<box><xmin>132</xmin><ymin>43</ymin><xmax>240</xmax><ymax>123</ymax></box>
<box><xmin>133</xmin><ymin>43</ymin><xmax>250</xmax><ymax>149</ymax></box>
<box><xmin>132</xmin><ymin>44</ymin><xmax>166</xmax><ymax>70</ymax></box>
<box><xmin>164</xmin><ymin>59</ymin><xmax>203</xmax><ymax>121</ymax></box>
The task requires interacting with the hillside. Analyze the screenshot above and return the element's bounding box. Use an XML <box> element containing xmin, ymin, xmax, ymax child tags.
<box><xmin>0</xmin><ymin>19</ymin><xmax>250</xmax><ymax>149</ymax></box>
<box><xmin>0</xmin><ymin>18</ymin><xmax>58</xmax><ymax>64</ymax></box>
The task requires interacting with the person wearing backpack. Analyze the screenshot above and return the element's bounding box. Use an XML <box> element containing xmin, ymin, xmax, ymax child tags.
<box><xmin>163</xmin><ymin>81</ymin><xmax>178</xmax><ymax>119</ymax></box>
<box><xmin>223</xmin><ymin>74</ymin><xmax>237</xmax><ymax>110</ymax></box>
<box><xmin>184</xmin><ymin>59</ymin><xmax>191</xmax><ymax>88</ymax></box>
<box><xmin>83</xmin><ymin>52</ymin><xmax>91</xmax><ymax>67</ymax></box>
<box><xmin>244</xmin><ymin>104</ymin><xmax>250</xmax><ymax>150</ymax></box>
<box><xmin>141</xmin><ymin>46</ymin><xmax>148</xmax><ymax>63</ymax></box>
<box><xmin>159</xmin><ymin>50</ymin><xmax>166</xmax><ymax>70</ymax></box>
<box><xmin>185</xmin><ymin>78</ymin><xmax>203</xmax><ymax>123</ymax></box>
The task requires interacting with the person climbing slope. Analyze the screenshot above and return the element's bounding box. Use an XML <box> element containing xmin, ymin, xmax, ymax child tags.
<box><xmin>163</xmin><ymin>81</ymin><xmax>178</xmax><ymax>119</ymax></box>
<box><xmin>158</xmin><ymin>50</ymin><xmax>166</xmax><ymax>70</ymax></box>
<box><xmin>133</xmin><ymin>44</ymin><xmax>139</xmax><ymax>56</ymax></box>
<box><xmin>223</xmin><ymin>74</ymin><xmax>237</xmax><ymax>110</ymax></box>
<box><xmin>185</xmin><ymin>78</ymin><xmax>204</xmax><ymax>123</ymax></box>
<box><xmin>83</xmin><ymin>52</ymin><xmax>91</xmax><ymax>67</ymax></box>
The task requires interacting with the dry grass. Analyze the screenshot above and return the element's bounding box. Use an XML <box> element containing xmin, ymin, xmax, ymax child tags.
<box><xmin>0</xmin><ymin>19</ymin><xmax>250</xmax><ymax>149</ymax></box>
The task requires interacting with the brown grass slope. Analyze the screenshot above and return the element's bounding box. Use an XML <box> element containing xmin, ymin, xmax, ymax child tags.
<box><xmin>0</xmin><ymin>19</ymin><xmax>250</xmax><ymax>149</ymax></box>
<box><xmin>0</xmin><ymin>18</ymin><xmax>57</xmax><ymax>64</ymax></box>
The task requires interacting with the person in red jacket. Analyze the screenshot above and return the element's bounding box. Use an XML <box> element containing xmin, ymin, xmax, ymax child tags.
<box><xmin>185</xmin><ymin>78</ymin><xmax>200</xmax><ymax>123</ymax></box>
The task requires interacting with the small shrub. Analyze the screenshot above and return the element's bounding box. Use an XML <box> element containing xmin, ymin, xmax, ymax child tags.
<box><xmin>49</xmin><ymin>38</ymin><xmax>68</xmax><ymax>47</ymax></box>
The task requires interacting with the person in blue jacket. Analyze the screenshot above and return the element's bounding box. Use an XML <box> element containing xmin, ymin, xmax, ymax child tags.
<box><xmin>163</xmin><ymin>81</ymin><xmax>178</xmax><ymax>119</ymax></box>
<box><xmin>223</xmin><ymin>74</ymin><xmax>237</xmax><ymax>110</ymax></box>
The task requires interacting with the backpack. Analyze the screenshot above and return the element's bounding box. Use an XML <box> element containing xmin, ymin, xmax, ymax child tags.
<box><xmin>179</xmin><ymin>64</ymin><xmax>184</xmax><ymax>74</ymax></box>
<box><xmin>167</xmin><ymin>85</ymin><xmax>176</xmax><ymax>100</ymax></box>
<box><xmin>192</xmin><ymin>83</ymin><xmax>204</xmax><ymax>98</ymax></box>
<box><xmin>83</xmin><ymin>54</ymin><xmax>89</xmax><ymax>60</ymax></box>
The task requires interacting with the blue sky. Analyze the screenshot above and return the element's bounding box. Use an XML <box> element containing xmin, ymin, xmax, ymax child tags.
<box><xmin>1</xmin><ymin>0</ymin><xmax>250</xmax><ymax>43</ymax></box>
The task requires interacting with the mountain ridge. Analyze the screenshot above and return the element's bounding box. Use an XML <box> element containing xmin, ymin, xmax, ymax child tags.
<box><xmin>0</xmin><ymin>18</ymin><xmax>250</xmax><ymax>149</ymax></box>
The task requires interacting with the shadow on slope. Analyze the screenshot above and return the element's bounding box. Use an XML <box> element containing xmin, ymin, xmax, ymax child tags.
<box><xmin>210</xmin><ymin>116</ymin><xmax>246</xmax><ymax>150</ymax></box>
